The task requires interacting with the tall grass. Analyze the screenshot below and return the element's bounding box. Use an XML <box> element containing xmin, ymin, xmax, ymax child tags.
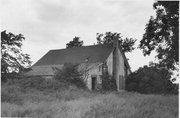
<box><xmin>1</xmin><ymin>78</ymin><xmax>178</xmax><ymax>118</ymax></box>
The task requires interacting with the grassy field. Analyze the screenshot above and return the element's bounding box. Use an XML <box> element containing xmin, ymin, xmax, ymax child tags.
<box><xmin>1</xmin><ymin>79</ymin><xmax>178</xmax><ymax>118</ymax></box>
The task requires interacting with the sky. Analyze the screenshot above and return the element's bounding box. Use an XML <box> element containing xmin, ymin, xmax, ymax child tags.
<box><xmin>1</xmin><ymin>0</ymin><xmax>158</xmax><ymax>72</ymax></box>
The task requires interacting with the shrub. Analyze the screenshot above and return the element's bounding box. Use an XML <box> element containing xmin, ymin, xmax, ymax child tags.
<box><xmin>18</xmin><ymin>76</ymin><xmax>67</xmax><ymax>91</ymax></box>
<box><xmin>101</xmin><ymin>74</ymin><xmax>117</xmax><ymax>91</ymax></box>
<box><xmin>1</xmin><ymin>72</ymin><xmax>23</xmax><ymax>83</ymax></box>
<box><xmin>3</xmin><ymin>76</ymin><xmax>68</xmax><ymax>92</ymax></box>
<box><xmin>1</xmin><ymin>85</ymin><xmax>23</xmax><ymax>105</ymax></box>
<box><xmin>126</xmin><ymin>65</ymin><xmax>178</xmax><ymax>94</ymax></box>
<box><xmin>54</xmin><ymin>63</ymin><xmax>86</xmax><ymax>88</ymax></box>
<box><xmin>18</xmin><ymin>76</ymin><xmax>44</xmax><ymax>90</ymax></box>
<box><xmin>1</xmin><ymin>68</ymin><xmax>32</xmax><ymax>83</ymax></box>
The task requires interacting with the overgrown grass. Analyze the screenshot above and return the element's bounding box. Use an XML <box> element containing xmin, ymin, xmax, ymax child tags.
<box><xmin>1</xmin><ymin>78</ymin><xmax>178</xmax><ymax>118</ymax></box>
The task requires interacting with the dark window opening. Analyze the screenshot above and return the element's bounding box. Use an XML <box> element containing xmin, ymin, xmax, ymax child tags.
<box><xmin>92</xmin><ymin>77</ymin><xmax>97</xmax><ymax>90</ymax></box>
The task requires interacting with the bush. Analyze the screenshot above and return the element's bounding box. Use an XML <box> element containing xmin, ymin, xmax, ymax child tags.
<box><xmin>1</xmin><ymin>85</ymin><xmax>23</xmax><ymax>105</ymax></box>
<box><xmin>54</xmin><ymin>63</ymin><xmax>86</xmax><ymax>88</ymax></box>
<box><xmin>4</xmin><ymin>76</ymin><xmax>67</xmax><ymax>91</ymax></box>
<box><xmin>18</xmin><ymin>76</ymin><xmax>44</xmax><ymax>90</ymax></box>
<box><xmin>1</xmin><ymin>68</ymin><xmax>32</xmax><ymax>83</ymax></box>
<box><xmin>18</xmin><ymin>76</ymin><xmax>67</xmax><ymax>91</ymax></box>
<box><xmin>1</xmin><ymin>72</ymin><xmax>23</xmax><ymax>83</ymax></box>
<box><xmin>101</xmin><ymin>74</ymin><xmax>117</xmax><ymax>91</ymax></box>
<box><xmin>126</xmin><ymin>65</ymin><xmax>178</xmax><ymax>94</ymax></box>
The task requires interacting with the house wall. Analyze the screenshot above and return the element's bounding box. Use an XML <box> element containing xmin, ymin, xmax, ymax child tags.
<box><xmin>118</xmin><ymin>49</ymin><xmax>125</xmax><ymax>76</ymax></box>
<box><xmin>106</xmin><ymin>52</ymin><xmax>113</xmax><ymax>76</ymax></box>
<box><xmin>127</xmin><ymin>68</ymin><xmax>131</xmax><ymax>75</ymax></box>
<box><xmin>85</xmin><ymin>48</ymin><xmax>128</xmax><ymax>91</ymax></box>
<box><xmin>86</xmin><ymin>51</ymin><xmax>114</xmax><ymax>90</ymax></box>
<box><xmin>117</xmin><ymin>49</ymin><xmax>126</xmax><ymax>90</ymax></box>
<box><xmin>86</xmin><ymin>65</ymin><xmax>102</xmax><ymax>90</ymax></box>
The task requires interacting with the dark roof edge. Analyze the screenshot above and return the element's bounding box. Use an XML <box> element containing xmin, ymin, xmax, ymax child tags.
<box><xmin>118</xmin><ymin>45</ymin><xmax>131</xmax><ymax>73</ymax></box>
<box><xmin>49</xmin><ymin>44</ymin><xmax>111</xmax><ymax>52</ymax></box>
<box><xmin>102</xmin><ymin>48</ymin><xmax>114</xmax><ymax>62</ymax></box>
<box><xmin>33</xmin><ymin>44</ymin><xmax>112</xmax><ymax>67</ymax></box>
<box><xmin>32</xmin><ymin>50</ymin><xmax>51</xmax><ymax>67</ymax></box>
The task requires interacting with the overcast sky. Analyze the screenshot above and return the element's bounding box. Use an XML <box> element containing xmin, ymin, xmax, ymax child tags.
<box><xmin>2</xmin><ymin>0</ymin><xmax>157</xmax><ymax>71</ymax></box>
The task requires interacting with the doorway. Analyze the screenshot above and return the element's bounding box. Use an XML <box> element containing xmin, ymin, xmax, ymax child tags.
<box><xmin>92</xmin><ymin>77</ymin><xmax>97</xmax><ymax>90</ymax></box>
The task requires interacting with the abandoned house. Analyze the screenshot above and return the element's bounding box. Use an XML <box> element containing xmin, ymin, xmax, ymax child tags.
<box><xmin>26</xmin><ymin>37</ymin><xmax>131</xmax><ymax>91</ymax></box>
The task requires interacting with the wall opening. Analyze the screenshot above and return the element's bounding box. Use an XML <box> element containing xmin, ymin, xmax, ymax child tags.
<box><xmin>113</xmin><ymin>49</ymin><xmax>117</xmax><ymax>81</ymax></box>
<box><xmin>119</xmin><ymin>75</ymin><xmax>125</xmax><ymax>90</ymax></box>
<box><xmin>92</xmin><ymin>77</ymin><xmax>97</xmax><ymax>90</ymax></box>
<box><xmin>124</xmin><ymin>62</ymin><xmax>128</xmax><ymax>79</ymax></box>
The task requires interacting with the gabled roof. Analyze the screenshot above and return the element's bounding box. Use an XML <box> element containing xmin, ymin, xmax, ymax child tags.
<box><xmin>33</xmin><ymin>44</ymin><xmax>113</xmax><ymax>66</ymax></box>
<box><xmin>118</xmin><ymin>45</ymin><xmax>131</xmax><ymax>73</ymax></box>
<box><xmin>26</xmin><ymin>43</ymin><xmax>131</xmax><ymax>76</ymax></box>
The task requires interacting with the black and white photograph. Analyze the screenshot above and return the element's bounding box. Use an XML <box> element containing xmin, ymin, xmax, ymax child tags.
<box><xmin>1</xmin><ymin>0</ymin><xmax>179</xmax><ymax>117</ymax></box>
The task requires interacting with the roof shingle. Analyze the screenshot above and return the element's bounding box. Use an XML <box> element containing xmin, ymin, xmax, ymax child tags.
<box><xmin>33</xmin><ymin>44</ymin><xmax>113</xmax><ymax>66</ymax></box>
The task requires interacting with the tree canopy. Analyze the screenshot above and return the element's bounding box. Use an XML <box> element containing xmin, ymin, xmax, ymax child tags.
<box><xmin>126</xmin><ymin>63</ymin><xmax>178</xmax><ymax>94</ymax></box>
<box><xmin>1</xmin><ymin>31</ymin><xmax>31</xmax><ymax>81</ymax></box>
<box><xmin>139</xmin><ymin>1</ymin><xmax>179</xmax><ymax>70</ymax></box>
<box><xmin>54</xmin><ymin>63</ymin><xmax>86</xmax><ymax>88</ymax></box>
<box><xmin>96</xmin><ymin>32</ymin><xmax>136</xmax><ymax>53</ymax></box>
<box><xmin>66</xmin><ymin>37</ymin><xmax>83</xmax><ymax>48</ymax></box>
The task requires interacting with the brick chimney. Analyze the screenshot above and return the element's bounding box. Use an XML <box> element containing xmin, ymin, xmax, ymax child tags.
<box><xmin>113</xmin><ymin>36</ymin><xmax>119</xmax><ymax>48</ymax></box>
<box><xmin>113</xmin><ymin>36</ymin><xmax>120</xmax><ymax>91</ymax></box>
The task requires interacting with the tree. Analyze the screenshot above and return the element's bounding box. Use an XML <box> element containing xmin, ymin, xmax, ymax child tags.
<box><xmin>139</xmin><ymin>1</ymin><xmax>179</xmax><ymax>70</ymax></box>
<box><xmin>66</xmin><ymin>36</ymin><xmax>83</xmax><ymax>48</ymax></box>
<box><xmin>1</xmin><ymin>31</ymin><xmax>32</xmax><ymax>81</ymax></box>
<box><xmin>54</xmin><ymin>63</ymin><xmax>86</xmax><ymax>88</ymax></box>
<box><xmin>101</xmin><ymin>74</ymin><xmax>117</xmax><ymax>91</ymax></box>
<box><xmin>96</xmin><ymin>32</ymin><xmax>136</xmax><ymax>53</ymax></box>
<box><xmin>126</xmin><ymin>63</ymin><xmax>178</xmax><ymax>94</ymax></box>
